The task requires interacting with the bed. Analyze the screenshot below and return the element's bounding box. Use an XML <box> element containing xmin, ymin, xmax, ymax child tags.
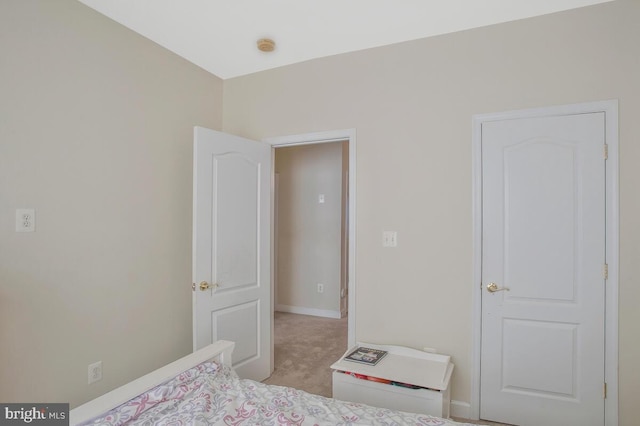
<box><xmin>70</xmin><ymin>340</ymin><xmax>473</xmax><ymax>425</ymax></box>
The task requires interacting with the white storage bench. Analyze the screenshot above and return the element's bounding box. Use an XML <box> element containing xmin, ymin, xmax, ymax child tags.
<box><xmin>330</xmin><ymin>342</ymin><xmax>454</xmax><ymax>418</ymax></box>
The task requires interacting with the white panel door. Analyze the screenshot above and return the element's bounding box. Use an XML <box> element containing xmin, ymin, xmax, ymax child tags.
<box><xmin>480</xmin><ymin>113</ymin><xmax>606</xmax><ymax>425</ymax></box>
<box><xmin>193</xmin><ymin>126</ymin><xmax>271</xmax><ymax>381</ymax></box>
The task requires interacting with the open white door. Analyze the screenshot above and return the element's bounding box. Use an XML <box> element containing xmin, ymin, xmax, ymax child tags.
<box><xmin>193</xmin><ymin>126</ymin><xmax>271</xmax><ymax>381</ymax></box>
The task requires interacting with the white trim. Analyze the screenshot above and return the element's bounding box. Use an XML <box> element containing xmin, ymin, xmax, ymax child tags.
<box><xmin>276</xmin><ymin>304</ymin><xmax>342</xmax><ymax>319</ymax></box>
<box><xmin>264</xmin><ymin>129</ymin><xmax>357</xmax><ymax>348</ymax></box>
<box><xmin>604</xmin><ymin>101</ymin><xmax>620</xmax><ymax>426</ymax></box>
<box><xmin>450</xmin><ymin>400</ymin><xmax>471</xmax><ymax>421</ymax></box>
<box><xmin>263</xmin><ymin>129</ymin><xmax>354</xmax><ymax>147</ymax></box>
<box><xmin>271</xmin><ymin>173</ymin><xmax>279</xmax><ymax>373</ymax></box>
<box><xmin>470</xmin><ymin>100</ymin><xmax>619</xmax><ymax>425</ymax></box>
<box><xmin>470</xmin><ymin>112</ymin><xmax>483</xmax><ymax>420</ymax></box>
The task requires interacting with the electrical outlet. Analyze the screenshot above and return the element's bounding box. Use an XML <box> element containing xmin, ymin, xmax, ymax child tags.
<box><xmin>88</xmin><ymin>361</ymin><xmax>102</xmax><ymax>384</ymax></box>
<box><xmin>317</xmin><ymin>283</ymin><xmax>324</xmax><ymax>293</ymax></box>
<box><xmin>15</xmin><ymin>209</ymin><xmax>35</xmax><ymax>232</ymax></box>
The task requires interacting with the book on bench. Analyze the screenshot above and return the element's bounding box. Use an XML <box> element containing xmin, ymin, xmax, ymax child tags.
<box><xmin>343</xmin><ymin>347</ymin><xmax>388</xmax><ymax>366</ymax></box>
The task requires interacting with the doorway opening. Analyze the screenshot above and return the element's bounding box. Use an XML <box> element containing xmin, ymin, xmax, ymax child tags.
<box><xmin>265</xmin><ymin>129</ymin><xmax>356</xmax><ymax>393</ymax></box>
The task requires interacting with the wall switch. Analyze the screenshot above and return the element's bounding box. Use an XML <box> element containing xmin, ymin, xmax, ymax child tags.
<box><xmin>16</xmin><ymin>209</ymin><xmax>35</xmax><ymax>232</ymax></box>
<box><xmin>318</xmin><ymin>194</ymin><xmax>325</xmax><ymax>204</ymax></box>
<box><xmin>317</xmin><ymin>283</ymin><xmax>324</xmax><ymax>293</ymax></box>
<box><xmin>382</xmin><ymin>231</ymin><xmax>397</xmax><ymax>247</ymax></box>
<box><xmin>88</xmin><ymin>361</ymin><xmax>102</xmax><ymax>384</ymax></box>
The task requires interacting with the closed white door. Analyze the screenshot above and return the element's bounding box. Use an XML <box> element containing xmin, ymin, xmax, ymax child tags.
<box><xmin>480</xmin><ymin>113</ymin><xmax>606</xmax><ymax>425</ymax></box>
<box><xmin>193</xmin><ymin>126</ymin><xmax>271</xmax><ymax>381</ymax></box>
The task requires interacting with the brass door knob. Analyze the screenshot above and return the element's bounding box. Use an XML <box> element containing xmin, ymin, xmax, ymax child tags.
<box><xmin>487</xmin><ymin>282</ymin><xmax>510</xmax><ymax>292</ymax></box>
<box><xmin>199</xmin><ymin>281</ymin><xmax>218</xmax><ymax>291</ymax></box>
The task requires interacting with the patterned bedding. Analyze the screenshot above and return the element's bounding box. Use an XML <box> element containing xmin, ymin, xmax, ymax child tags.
<box><xmin>79</xmin><ymin>361</ymin><xmax>473</xmax><ymax>426</ymax></box>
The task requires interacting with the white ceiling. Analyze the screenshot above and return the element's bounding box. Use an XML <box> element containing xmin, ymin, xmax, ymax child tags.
<box><xmin>78</xmin><ymin>0</ymin><xmax>612</xmax><ymax>80</ymax></box>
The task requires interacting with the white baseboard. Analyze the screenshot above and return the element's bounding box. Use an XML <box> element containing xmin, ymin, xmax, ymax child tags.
<box><xmin>275</xmin><ymin>304</ymin><xmax>342</xmax><ymax>319</ymax></box>
<box><xmin>450</xmin><ymin>400</ymin><xmax>474</xmax><ymax>421</ymax></box>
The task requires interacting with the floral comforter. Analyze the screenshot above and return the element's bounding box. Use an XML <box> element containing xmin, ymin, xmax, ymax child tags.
<box><xmin>79</xmin><ymin>361</ymin><xmax>472</xmax><ymax>426</ymax></box>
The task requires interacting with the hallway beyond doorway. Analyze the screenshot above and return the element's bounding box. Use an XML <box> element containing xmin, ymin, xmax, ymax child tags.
<box><xmin>262</xmin><ymin>312</ymin><xmax>347</xmax><ymax>397</ymax></box>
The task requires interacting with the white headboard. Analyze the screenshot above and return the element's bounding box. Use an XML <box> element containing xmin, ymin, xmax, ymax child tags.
<box><xmin>69</xmin><ymin>340</ymin><xmax>235</xmax><ymax>425</ymax></box>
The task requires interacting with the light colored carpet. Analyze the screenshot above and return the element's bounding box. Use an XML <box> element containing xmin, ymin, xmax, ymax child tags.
<box><xmin>262</xmin><ymin>311</ymin><xmax>348</xmax><ymax>397</ymax></box>
<box><xmin>262</xmin><ymin>312</ymin><xmax>511</xmax><ymax>425</ymax></box>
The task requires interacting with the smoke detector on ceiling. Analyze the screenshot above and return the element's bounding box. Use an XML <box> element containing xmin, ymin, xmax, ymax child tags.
<box><xmin>257</xmin><ymin>38</ymin><xmax>275</xmax><ymax>52</ymax></box>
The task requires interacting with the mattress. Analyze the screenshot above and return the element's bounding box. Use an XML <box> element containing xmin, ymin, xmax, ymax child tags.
<box><xmin>78</xmin><ymin>361</ymin><xmax>473</xmax><ymax>425</ymax></box>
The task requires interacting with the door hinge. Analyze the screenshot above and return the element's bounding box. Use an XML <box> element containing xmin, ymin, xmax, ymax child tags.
<box><xmin>604</xmin><ymin>264</ymin><xmax>609</xmax><ymax>280</ymax></box>
<box><xmin>604</xmin><ymin>144</ymin><xmax>609</xmax><ymax>160</ymax></box>
<box><xmin>603</xmin><ymin>382</ymin><xmax>607</xmax><ymax>399</ymax></box>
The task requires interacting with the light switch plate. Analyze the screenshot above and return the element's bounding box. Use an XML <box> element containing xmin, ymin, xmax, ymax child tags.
<box><xmin>382</xmin><ymin>231</ymin><xmax>397</xmax><ymax>247</ymax></box>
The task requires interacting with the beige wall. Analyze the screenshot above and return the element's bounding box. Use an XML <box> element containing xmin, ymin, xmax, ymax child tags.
<box><xmin>0</xmin><ymin>0</ymin><xmax>222</xmax><ymax>406</ymax></box>
<box><xmin>274</xmin><ymin>143</ymin><xmax>345</xmax><ymax>316</ymax></box>
<box><xmin>2</xmin><ymin>0</ymin><xmax>638</xmax><ymax>422</ymax></box>
<box><xmin>223</xmin><ymin>0</ymin><xmax>640</xmax><ymax>422</ymax></box>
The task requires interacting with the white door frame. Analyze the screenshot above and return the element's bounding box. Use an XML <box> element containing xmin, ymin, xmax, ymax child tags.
<box><xmin>470</xmin><ymin>100</ymin><xmax>619</xmax><ymax>424</ymax></box>
<box><xmin>264</xmin><ymin>129</ymin><xmax>357</xmax><ymax>350</ymax></box>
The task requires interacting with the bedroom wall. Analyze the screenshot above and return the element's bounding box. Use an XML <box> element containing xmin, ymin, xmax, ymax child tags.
<box><xmin>0</xmin><ymin>0</ymin><xmax>222</xmax><ymax>407</ymax></box>
<box><xmin>274</xmin><ymin>143</ymin><xmax>345</xmax><ymax>317</ymax></box>
<box><xmin>223</xmin><ymin>0</ymin><xmax>640</xmax><ymax>422</ymax></box>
